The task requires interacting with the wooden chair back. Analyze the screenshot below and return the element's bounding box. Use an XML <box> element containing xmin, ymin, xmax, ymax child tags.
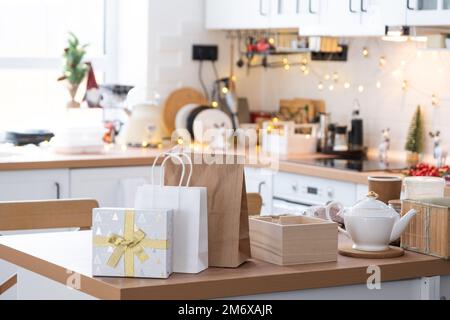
<box><xmin>0</xmin><ymin>199</ymin><xmax>99</xmax><ymax>231</ymax></box>
<box><xmin>247</xmin><ymin>193</ymin><xmax>263</xmax><ymax>216</ymax></box>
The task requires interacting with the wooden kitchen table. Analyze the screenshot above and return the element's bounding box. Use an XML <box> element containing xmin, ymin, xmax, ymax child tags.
<box><xmin>1</xmin><ymin>231</ymin><xmax>450</xmax><ymax>300</ymax></box>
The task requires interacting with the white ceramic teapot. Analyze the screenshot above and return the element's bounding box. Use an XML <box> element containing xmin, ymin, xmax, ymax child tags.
<box><xmin>328</xmin><ymin>192</ymin><xmax>417</xmax><ymax>252</ymax></box>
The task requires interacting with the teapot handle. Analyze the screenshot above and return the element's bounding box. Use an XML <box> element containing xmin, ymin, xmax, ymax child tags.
<box><xmin>325</xmin><ymin>201</ymin><xmax>344</xmax><ymax>221</ymax></box>
<box><xmin>325</xmin><ymin>201</ymin><xmax>351</xmax><ymax>239</ymax></box>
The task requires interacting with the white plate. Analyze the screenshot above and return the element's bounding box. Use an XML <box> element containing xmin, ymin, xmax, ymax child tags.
<box><xmin>193</xmin><ymin>109</ymin><xmax>233</xmax><ymax>144</ymax></box>
<box><xmin>175</xmin><ymin>103</ymin><xmax>200</xmax><ymax>130</ymax></box>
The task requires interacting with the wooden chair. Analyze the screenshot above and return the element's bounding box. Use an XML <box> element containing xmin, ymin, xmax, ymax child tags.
<box><xmin>0</xmin><ymin>199</ymin><xmax>98</xmax><ymax>298</ymax></box>
<box><xmin>247</xmin><ymin>193</ymin><xmax>263</xmax><ymax>216</ymax></box>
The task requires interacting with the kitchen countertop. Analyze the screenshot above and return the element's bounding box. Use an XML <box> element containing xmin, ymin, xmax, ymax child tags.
<box><xmin>0</xmin><ymin>145</ymin><xmax>449</xmax><ymax>194</ymax></box>
<box><xmin>1</xmin><ymin>231</ymin><xmax>450</xmax><ymax>300</ymax></box>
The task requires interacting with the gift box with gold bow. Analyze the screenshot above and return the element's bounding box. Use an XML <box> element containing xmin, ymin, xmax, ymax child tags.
<box><xmin>92</xmin><ymin>208</ymin><xmax>173</xmax><ymax>279</ymax></box>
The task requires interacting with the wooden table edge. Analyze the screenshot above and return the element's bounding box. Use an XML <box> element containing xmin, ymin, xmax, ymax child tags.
<box><xmin>0</xmin><ymin>243</ymin><xmax>121</xmax><ymax>300</ymax></box>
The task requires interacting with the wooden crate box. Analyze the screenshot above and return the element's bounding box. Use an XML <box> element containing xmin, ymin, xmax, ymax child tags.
<box><xmin>402</xmin><ymin>198</ymin><xmax>450</xmax><ymax>259</ymax></box>
<box><xmin>249</xmin><ymin>215</ymin><xmax>338</xmax><ymax>266</ymax></box>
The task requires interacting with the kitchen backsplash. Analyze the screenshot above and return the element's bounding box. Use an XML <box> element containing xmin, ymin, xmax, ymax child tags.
<box><xmin>240</xmin><ymin>39</ymin><xmax>450</xmax><ymax>160</ymax></box>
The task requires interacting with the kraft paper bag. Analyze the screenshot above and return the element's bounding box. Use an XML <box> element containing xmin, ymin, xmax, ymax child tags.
<box><xmin>165</xmin><ymin>153</ymin><xmax>251</xmax><ymax>268</ymax></box>
<box><xmin>135</xmin><ymin>153</ymin><xmax>208</xmax><ymax>274</ymax></box>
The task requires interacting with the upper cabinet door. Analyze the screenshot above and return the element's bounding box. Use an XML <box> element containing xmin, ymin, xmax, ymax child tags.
<box><xmin>270</xmin><ymin>0</ymin><xmax>302</xmax><ymax>29</ymax></box>
<box><xmin>360</xmin><ymin>0</ymin><xmax>390</xmax><ymax>35</ymax></box>
<box><xmin>406</xmin><ymin>0</ymin><xmax>450</xmax><ymax>26</ymax></box>
<box><xmin>378</xmin><ymin>0</ymin><xmax>407</xmax><ymax>26</ymax></box>
<box><xmin>205</xmin><ymin>0</ymin><xmax>271</xmax><ymax>30</ymax></box>
<box><xmin>298</xmin><ymin>0</ymin><xmax>326</xmax><ymax>35</ymax></box>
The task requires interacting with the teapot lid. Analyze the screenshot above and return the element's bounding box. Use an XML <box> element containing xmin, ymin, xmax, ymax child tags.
<box><xmin>351</xmin><ymin>192</ymin><xmax>395</xmax><ymax>217</ymax></box>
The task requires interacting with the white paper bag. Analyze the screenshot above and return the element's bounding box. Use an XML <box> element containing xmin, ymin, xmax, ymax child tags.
<box><xmin>135</xmin><ymin>152</ymin><xmax>208</xmax><ymax>274</ymax></box>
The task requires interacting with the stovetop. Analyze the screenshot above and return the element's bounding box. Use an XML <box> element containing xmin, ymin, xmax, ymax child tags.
<box><xmin>291</xmin><ymin>157</ymin><xmax>408</xmax><ymax>173</ymax></box>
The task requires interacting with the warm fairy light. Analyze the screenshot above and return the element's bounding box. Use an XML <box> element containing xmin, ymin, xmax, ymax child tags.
<box><xmin>324</xmin><ymin>74</ymin><xmax>331</xmax><ymax>80</ymax></box>
<box><xmin>392</xmin><ymin>69</ymin><xmax>402</xmax><ymax>78</ymax></box>
<box><xmin>266</xmin><ymin>125</ymin><xmax>274</xmax><ymax>133</ymax></box>
<box><xmin>376</xmin><ymin>81</ymin><xmax>382</xmax><ymax>89</ymax></box>
<box><xmin>379</xmin><ymin>56</ymin><xmax>387</xmax><ymax>67</ymax></box>
<box><xmin>157</xmin><ymin>143</ymin><xmax>163</xmax><ymax>149</ymax></box>
<box><xmin>268</xmin><ymin>38</ymin><xmax>275</xmax><ymax>45</ymax></box>
<box><xmin>318</xmin><ymin>82</ymin><xmax>324</xmax><ymax>90</ymax></box>
<box><xmin>301</xmin><ymin>57</ymin><xmax>308</xmax><ymax>65</ymax></box>
<box><xmin>177</xmin><ymin>137</ymin><xmax>184</xmax><ymax>145</ymax></box>
<box><xmin>362</xmin><ymin>47</ymin><xmax>369</xmax><ymax>57</ymax></box>
<box><xmin>358</xmin><ymin>85</ymin><xmax>364</xmax><ymax>93</ymax></box>
<box><xmin>282</xmin><ymin>57</ymin><xmax>289</xmax><ymax>64</ymax></box>
<box><xmin>222</xmin><ymin>87</ymin><xmax>229</xmax><ymax>94</ymax></box>
<box><xmin>211</xmin><ymin>101</ymin><xmax>219</xmax><ymax>108</ymax></box>
<box><xmin>332</xmin><ymin>72</ymin><xmax>339</xmax><ymax>82</ymax></box>
<box><xmin>300</xmin><ymin>64</ymin><xmax>307</xmax><ymax>72</ymax></box>
<box><xmin>344</xmin><ymin>82</ymin><xmax>351</xmax><ymax>89</ymax></box>
<box><xmin>284</xmin><ymin>64</ymin><xmax>290</xmax><ymax>71</ymax></box>
<box><xmin>432</xmin><ymin>94</ymin><xmax>439</xmax><ymax>106</ymax></box>
<box><xmin>141</xmin><ymin>141</ymin><xmax>149</xmax><ymax>148</ymax></box>
<box><xmin>272</xmin><ymin>117</ymin><xmax>280</xmax><ymax>123</ymax></box>
<box><xmin>402</xmin><ymin>80</ymin><xmax>408</xmax><ymax>91</ymax></box>
<box><xmin>303</xmin><ymin>68</ymin><xmax>310</xmax><ymax>75</ymax></box>
<box><xmin>231</xmin><ymin>75</ymin><xmax>237</xmax><ymax>82</ymax></box>
<box><xmin>328</xmin><ymin>84</ymin><xmax>334</xmax><ymax>91</ymax></box>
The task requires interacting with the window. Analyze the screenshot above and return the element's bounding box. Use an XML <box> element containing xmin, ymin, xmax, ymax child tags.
<box><xmin>0</xmin><ymin>0</ymin><xmax>117</xmax><ymax>129</ymax></box>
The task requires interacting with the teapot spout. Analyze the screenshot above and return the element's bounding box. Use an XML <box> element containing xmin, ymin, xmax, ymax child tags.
<box><xmin>390</xmin><ymin>209</ymin><xmax>417</xmax><ymax>242</ymax></box>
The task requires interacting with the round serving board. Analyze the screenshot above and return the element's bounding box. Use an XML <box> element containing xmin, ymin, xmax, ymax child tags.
<box><xmin>163</xmin><ymin>88</ymin><xmax>208</xmax><ymax>133</ymax></box>
<box><xmin>339</xmin><ymin>245</ymin><xmax>405</xmax><ymax>259</ymax></box>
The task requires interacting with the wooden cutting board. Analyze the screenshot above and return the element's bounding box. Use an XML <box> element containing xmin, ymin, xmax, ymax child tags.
<box><xmin>339</xmin><ymin>245</ymin><xmax>405</xmax><ymax>259</ymax></box>
<box><xmin>163</xmin><ymin>88</ymin><xmax>208</xmax><ymax>133</ymax></box>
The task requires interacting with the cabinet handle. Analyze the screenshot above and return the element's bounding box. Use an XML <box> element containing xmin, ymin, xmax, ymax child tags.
<box><xmin>309</xmin><ymin>0</ymin><xmax>318</xmax><ymax>14</ymax></box>
<box><xmin>55</xmin><ymin>182</ymin><xmax>61</xmax><ymax>199</ymax></box>
<box><xmin>258</xmin><ymin>181</ymin><xmax>266</xmax><ymax>194</ymax></box>
<box><xmin>349</xmin><ymin>0</ymin><xmax>358</xmax><ymax>13</ymax></box>
<box><xmin>407</xmin><ymin>0</ymin><xmax>415</xmax><ymax>10</ymax></box>
<box><xmin>259</xmin><ymin>0</ymin><xmax>268</xmax><ymax>16</ymax></box>
<box><xmin>361</xmin><ymin>0</ymin><xmax>367</xmax><ymax>12</ymax></box>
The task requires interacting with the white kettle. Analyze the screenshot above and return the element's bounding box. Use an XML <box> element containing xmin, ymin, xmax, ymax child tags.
<box><xmin>328</xmin><ymin>192</ymin><xmax>417</xmax><ymax>252</ymax></box>
<box><xmin>120</xmin><ymin>88</ymin><xmax>163</xmax><ymax>146</ymax></box>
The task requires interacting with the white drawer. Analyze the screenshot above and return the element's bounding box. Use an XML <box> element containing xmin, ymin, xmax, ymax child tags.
<box><xmin>273</xmin><ymin>172</ymin><xmax>356</xmax><ymax>207</ymax></box>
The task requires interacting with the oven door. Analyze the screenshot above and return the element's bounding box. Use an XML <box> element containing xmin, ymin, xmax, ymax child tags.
<box><xmin>270</xmin><ymin>197</ymin><xmax>319</xmax><ymax>216</ymax></box>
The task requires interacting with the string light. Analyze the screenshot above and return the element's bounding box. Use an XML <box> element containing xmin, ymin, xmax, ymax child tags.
<box><xmin>379</xmin><ymin>56</ymin><xmax>387</xmax><ymax>67</ymax></box>
<box><xmin>432</xmin><ymin>94</ymin><xmax>439</xmax><ymax>106</ymax></box>
<box><xmin>362</xmin><ymin>47</ymin><xmax>369</xmax><ymax>57</ymax></box>
<box><xmin>318</xmin><ymin>82</ymin><xmax>324</xmax><ymax>90</ymax></box>
<box><xmin>344</xmin><ymin>82</ymin><xmax>351</xmax><ymax>89</ymax></box>
<box><xmin>268</xmin><ymin>38</ymin><xmax>275</xmax><ymax>45</ymax></box>
<box><xmin>332</xmin><ymin>72</ymin><xmax>339</xmax><ymax>82</ymax></box>
<box><xmin>303</xmin><ymin>68</ymin><xmax>310</xmax><ymax>75</ymax></box>
<box><xmin>222</xmin><ymin>87</ymin><xmax>229</xmax><ymax>94</ymax></box>
<box><xmin>211</xmin><ymin>101</ymin><xmax>219</xmax><ymax>108</ymax></box>
<box><xmin>328</xmin><ymin>84</ymin><xmax>334</xmax><ymax>91</ymax></box>
<box><xmin>402</xmin><ymin>80</ymin><xmax>409</xmax><ymax>91</ymax></box>
<box><xmin>282</xmin><ymin>57</ymin><xmax>289</xmax><ymax>65</ymax></box>
<box><xmin>358</xmin><ymin>85</ymin><xmax>364</xmax><ymax>93</ymax></box>
<box><xmin>376</xmin><ymin>81</ymin><xmax>382</xmax><ymax>89</ymax></box>
<box><xmin>177</xmin><ymin>137</ymin><xmax>184</xmax><ymax>145</ymax></box>
<box><xmin>324</xmin><ymin>74</ymin><xmax>331</xmax><ymax>81</ymax></box>
<box><xmin>284</xmin><ymin>64</ymin><xmax>290</xmax><ymax>71</ymax></box>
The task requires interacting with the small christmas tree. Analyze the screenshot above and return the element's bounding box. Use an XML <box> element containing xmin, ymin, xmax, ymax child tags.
<box><xmin>405</xmin><ymin>105</ymin><xmax>424</xmax><ymax>154</ymax></box>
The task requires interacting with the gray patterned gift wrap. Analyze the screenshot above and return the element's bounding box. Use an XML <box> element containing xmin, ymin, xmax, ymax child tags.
<box><xmin>92</xmin><ymin>208</ymin><xmax>173</xmax><ymax>279</ymax></box>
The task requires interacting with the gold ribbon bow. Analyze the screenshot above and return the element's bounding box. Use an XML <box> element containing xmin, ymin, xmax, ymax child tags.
<box><xmin>93</xmin><ymin>210</ymin><xmax>169</xmax><ymax>277</ymax></box>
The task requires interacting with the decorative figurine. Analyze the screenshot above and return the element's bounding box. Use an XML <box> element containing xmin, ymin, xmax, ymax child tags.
<box><xmin>430</xmin><ymin>131</ymin><xmax>448</xmax><ymax>168</ymax></box>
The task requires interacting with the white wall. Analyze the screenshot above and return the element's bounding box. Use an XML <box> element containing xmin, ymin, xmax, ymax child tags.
<box><xmin>243</xmin><ymin>38</ymin><xmax>450</xmax><ymax>160</ymax></box>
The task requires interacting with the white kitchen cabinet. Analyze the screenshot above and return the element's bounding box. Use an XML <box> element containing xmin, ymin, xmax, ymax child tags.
<box><xmin>70</xmin><ymin>166</ymin><xmax>160</xmax><ymax>207</ymax></box>
<box><xmin>0</xmin><ymin>170</ymin><xmax>69</xmax><ymax>201</ymax></box>
<box><xmin>406</xmin><ymin>0</ymin><xmax>450</xmax><ymax>26</ymax></box>
<box><xmin>245</xmin><ymin>167</ymin><xmax>273</xmax><ymax>215</ymax></box>
<box><xmin>300</xmin><ymin>0</ymin><xmax>385</xmax><ymax>36</ymax></box>
<box><xmin>206</xmin><ymin>0</ymin><xmax>271</xmax><ymax>30</ymax></box>
<box><xmin>378</xmin><ymin>0</ymin><xmax>407</xmax><ymax>26</ymax></box>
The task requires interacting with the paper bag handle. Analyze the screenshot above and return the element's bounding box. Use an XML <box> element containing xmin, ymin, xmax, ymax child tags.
<box><xmin>151</xmin><ymin>152</ymin><xmax>193</xmax><ymax>187</ymax></box>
